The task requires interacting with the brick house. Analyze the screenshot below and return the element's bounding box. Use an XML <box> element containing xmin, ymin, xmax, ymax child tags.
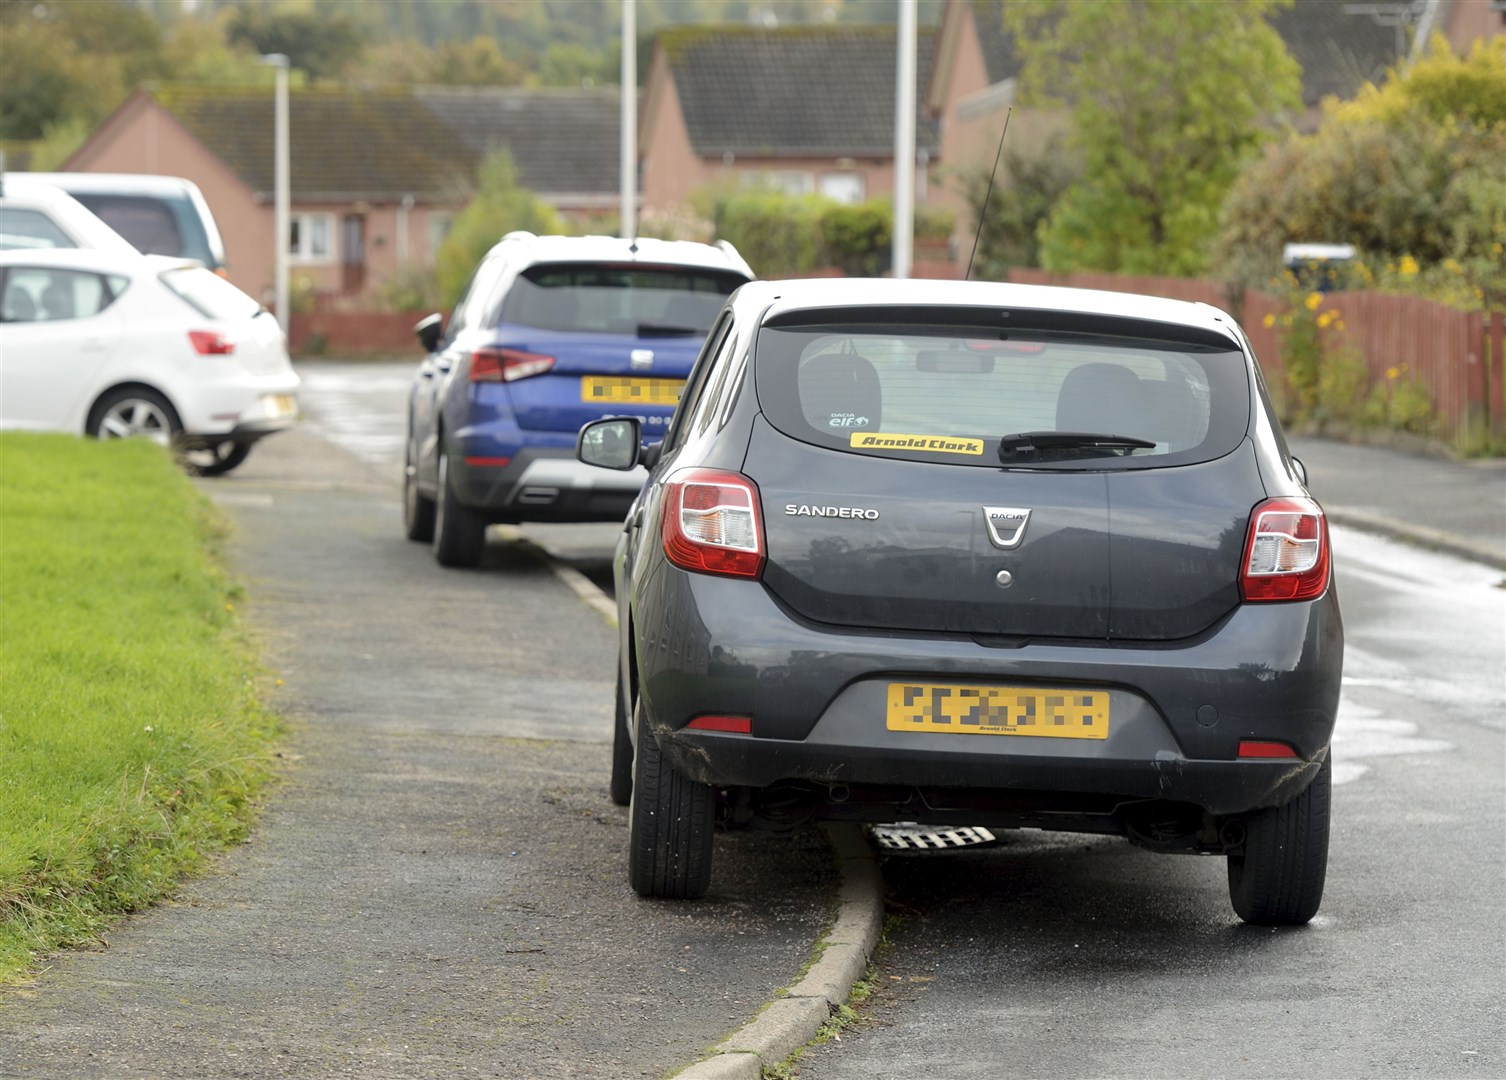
<box><xmin>60</xmin><ymin>84</ymin><xmax>621</xmax><ymax>310</ymax></box>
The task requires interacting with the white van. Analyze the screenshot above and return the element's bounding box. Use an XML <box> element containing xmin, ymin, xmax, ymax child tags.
<box><xmin>23</xmin><ymin>172</ymin><xmax>228</xmax><ymax>273</ymax></box>
<box><xmin>0</xmin><ymin>176</ymin><xmax>140</xmax><ymax>255</ymax></box>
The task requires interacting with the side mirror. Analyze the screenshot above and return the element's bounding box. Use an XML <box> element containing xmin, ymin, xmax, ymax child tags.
<box><xmin>414</xmin><ymin>312</ymin><xmax>443</xmax><ymax>354</ymax></box>
<box><xmin>577</xmin><ymin>417</ymin><xmax>642</xmax><ymax>471</ymax></box>
<box><xmin>641</xmin><ymin>441</ymin><xmax>663</xmax><ymax>472</ymax></box>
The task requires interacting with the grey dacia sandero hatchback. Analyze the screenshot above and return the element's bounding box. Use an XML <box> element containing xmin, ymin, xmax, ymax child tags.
<box><xmin>576</xmin><ymin>278</ymin><xmax>1342</xmax><ymax>926</ymax></box>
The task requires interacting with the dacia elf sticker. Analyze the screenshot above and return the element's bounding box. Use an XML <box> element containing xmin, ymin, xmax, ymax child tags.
<box><xmin>849</xmin><ymin>432</ymin><xmax>985</xmax><ymax>456</ymax></box>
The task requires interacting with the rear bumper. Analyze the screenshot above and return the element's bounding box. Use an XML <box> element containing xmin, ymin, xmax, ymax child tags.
<box><xmin>451</xmin><ymin>445</ymin><xmax>646</xmax><ymax>523</ymax></box>
<box><xmin>635</xmin><ymin>568</ymin><xmax>1343</xmax><ymax>818</ymax></box>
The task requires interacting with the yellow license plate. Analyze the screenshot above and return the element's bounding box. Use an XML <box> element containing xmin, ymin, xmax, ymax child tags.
<box><xmin>580</xmin><ymin>377</ymin><xmax>685</xmax><ymax>406</ymax></box>
<box><xmin>887</xmin><ymin>683</ymin><xmax>1109</xmax><ymax>739</ymax></box>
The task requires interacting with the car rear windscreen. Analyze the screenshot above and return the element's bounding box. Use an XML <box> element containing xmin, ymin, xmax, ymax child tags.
<box><xmin>498</xmin><ymin>263</ymin><xmax>745</xmax><ymax>336</ymax></box>
<box><xmin>160</xmin><ymin>266</ymin><xmax>260</xmax><ymax>321</ymax></box>
<box><xmin>755</xmin><ymin>312</ymin><xmax>1252</xmax><ymax>470</ymax></box>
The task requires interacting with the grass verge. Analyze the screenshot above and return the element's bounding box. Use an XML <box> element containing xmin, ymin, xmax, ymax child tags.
<box><xmin>0</xmin><ymin>433</ymin><xmax>280</xmax><ymax>982</ymax></box>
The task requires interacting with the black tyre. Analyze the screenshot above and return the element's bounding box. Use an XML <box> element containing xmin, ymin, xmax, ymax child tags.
<box><xmin>609</xmin><ymin>669</ymin><xmax>633</xmax><ymax>807</ymax></box>
<box><xmin>182</xmin><ymin>440</ymin><xmax>252</xmax><ymax>477</ymax></box>
<box><xmin>627</xmin><ymin>700</ymin><xmax>713</xmax><ymax>899</ymax></box>
<box><xmin>1227</xmin><ymin>755</ymin><xmax>1331</xmax><ymax>926</ymax></box>
<box><xmin>431</xmin><ymin>448</ymin><xmax>486</xmax><ymax>568</ymax></box>
<box><xmin>88</xmin><ymin>387</ymin><xmax>180</xmax><ymax>446</ymax></box>
<box><xmin>403</xmin><ymin>436</ymin><xmax>435</xmax><ymax>542</ymax></box>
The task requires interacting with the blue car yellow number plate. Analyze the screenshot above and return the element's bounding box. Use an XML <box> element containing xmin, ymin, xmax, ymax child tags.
<box><xmin>887</xmin><ymin>683</ymin><xmax>1109</xmax><ymax>739</ymax></box>
<box><xmin>581</xmin><ymin>377</ymin><xmax>685</xmax><ymax>406</ymax></box>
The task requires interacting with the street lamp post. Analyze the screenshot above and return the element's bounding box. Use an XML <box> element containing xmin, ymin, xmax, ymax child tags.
<box><xmin>892</xmin><ymin>0</ymin><xmax>917</xmax><ymax>280</ymax></box>
<box><xmin>260</xmin><ymin>53</ymin><xmax>290</xmax><ymax>335</ymax></box>
<box><xmin>620</xmin><ymin>0</ymin><xmax>637</xmax><ymax>240</ymax></box>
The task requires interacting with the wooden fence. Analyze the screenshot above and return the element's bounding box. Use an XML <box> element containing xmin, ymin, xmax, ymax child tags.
<box><xmin>1004</xmin><ymin>268</ymin><xmax>1506</xmax><ymax>451</ymax></box>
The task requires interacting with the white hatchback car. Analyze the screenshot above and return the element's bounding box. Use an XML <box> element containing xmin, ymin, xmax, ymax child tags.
<box><xmin>0</xmin><ymin>248</ymin><xmax>299</xmax><ymax>475</ymax></box>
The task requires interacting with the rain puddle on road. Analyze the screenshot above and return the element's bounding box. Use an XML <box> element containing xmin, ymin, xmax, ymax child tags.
<box><xmin>295</xmin><ymin>363</ymin><xmax>413</xmax><ymax>468</ymax></box>
<box><xmin>1329</xmin><ymin>525</ymin><xmax>1504</xmax><ymax>785</ymax></box>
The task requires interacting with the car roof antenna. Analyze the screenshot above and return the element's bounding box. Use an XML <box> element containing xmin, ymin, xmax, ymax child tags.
<box><xmin>965</xmin><ymin>106</ymin><xmax>1012</xmax><ymax>283</ymax></box>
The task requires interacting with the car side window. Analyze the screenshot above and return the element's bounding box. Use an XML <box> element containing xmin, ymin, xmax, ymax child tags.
<box><xmin>444</xmin><ymin>255</ymin><xmax>506</xmax><ymax>345</ymax></box>
<box><xmin>0</xmin><ymin>208</ymin><xmax>74</xmax><ymax>251</ymax></box>
<box><xmin>0</xmin><ymin>267</ymin><xmax>113</xmax><ymax>323</ymax></box>
<box><xmin>662</xmin><ymin>312</ymin><xmax>733</xmax><ymax>454</ymax></box>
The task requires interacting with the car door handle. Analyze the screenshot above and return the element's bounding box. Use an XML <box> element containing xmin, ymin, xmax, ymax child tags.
<box><xmin>435</xmin><ymin>357</ymin><xmax>453</xmax><ymax>374</ymax></box>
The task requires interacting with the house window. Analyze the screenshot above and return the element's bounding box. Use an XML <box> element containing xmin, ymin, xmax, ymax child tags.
<box><xmin>742</xmin><ymin>170</ymin><xmax>815</xmax><ymax>197</ymax></box>
<box><xmin>819</xmin><ymin>172</ymin><xmax>865</xmax><ymax>204</ymax></box>
<box><xmin>289</xmin><ymin>213</ymin><xmax>335</xmax><ymax>263</ymax></box>
<box><xmin>426</xmin><ymin>212</ymin><xmax>453</xmax><ymax>263</ymax></box>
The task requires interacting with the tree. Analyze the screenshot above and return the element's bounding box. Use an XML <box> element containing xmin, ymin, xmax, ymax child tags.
<box><xmin>436</xmin><ymin>152</ymin><xmax>560</xmax><ymax>308</ymax></box>
<box><xmin>963</xmin><ymin>132</ymin><xmax>1082</xmax><ymax>279</ymax></box>
<box><xmin>353</xmin><ymin>35</ymin><xmax>531</xmax><ymax>87</ymax></box>
<box><xmin>1003</xmin><ymin>0</ymin><xmax>1301</xmax><ymax>277</ymax></box>
<box><xmin>0</xmin><ymin>0</ymin><xmax>165</xmax><ymax>140</ymax></box>
<box><xmin>224</xmin><ymin>3</ymin><xmax>367</xmax><ymax>80</ymax></box>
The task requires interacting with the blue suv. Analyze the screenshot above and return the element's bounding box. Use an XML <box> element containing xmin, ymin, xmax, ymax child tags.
<box><xmin>404</xmin><ymin>233</ymin><xmax>753</xmax><ymax>566</ymax></box>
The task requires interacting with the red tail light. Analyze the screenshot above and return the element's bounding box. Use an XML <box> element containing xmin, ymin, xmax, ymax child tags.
<box><xmin>1238</xmin><ymin>740</ymin><xmax>1299</xmax><ymax>759</ymax></box>
<box><xmin>1240</xmin><ymin>496</ymin><xmax>1330</xmax><ymax>602</ymax></box>
<box><xmin>189</xmin><ymin>330</ymin><xmax>234</xmax><ymax>355</ymax></box>
<box><xmin>686</xmin><ymin>715</ymin><xmax>752</xmax><ymax>734</ymax></box>
<box><xmin>471</xmin><ymin>347</ymin><xmax>554</xmax><ymax>383</ymax></box>
<box><xmin>662</xmin><ymin>468</ymin><xmax>765</xmax><ymax>579</ymax></box>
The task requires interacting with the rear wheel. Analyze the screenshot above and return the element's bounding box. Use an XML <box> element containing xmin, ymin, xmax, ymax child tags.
<box><xmin>182</xmin><ymin>440</ymin><xmax>252</xmax><ymax>477</ymax></box>
<box><xmin>403</xmin><ymin>436</ymin><xmax>435</xmax><ymax>542</ymax></box>
<box><xmin>1227</xmin><ymin>755</ymin><xmax>1331</xmax><ymax>926</ymax></box>
<box><xmin>628</xmin><ymin>700</ymin><xmax>713</xmax><ymax>898</ymax></box>
<box><xmin>431</xmin><ymin>448</ymin><xmax>486</xmax><ymax>567</ymax></box>
<box><xmin>88</xmin><ymin>387</ymin><xmax>179</xmax><ymax>446</ymax></box>
<box><xmin>609</xmin><ymin>669</ymin><xmax>633</xmax><ymax>807</ymax></box>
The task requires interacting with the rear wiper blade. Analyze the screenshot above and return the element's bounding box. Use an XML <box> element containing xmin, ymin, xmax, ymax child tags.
<box><xmin>998</xmin><ymin>431</ymin><xmax>1156</xmax><ymax>462</ymax></box>
<box><xmin>636</xmin><ymin>322</ymin><xmax>699</xmax><ymax>337</ymax></box>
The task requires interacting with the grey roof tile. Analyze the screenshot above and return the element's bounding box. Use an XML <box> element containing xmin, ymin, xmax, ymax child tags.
<box><xmin>662</xmin><ymin>25</ymin><xmax>940</xmax><ymax>157</ymax></box>
<box><xmin>157</xmin><ymin>85</ymin><xmax>474</xmax><ymax>200</ymax></box>
<box><xmin>413</xmin><ymin>87</ymin><xmax>620</xmax><ymax>195</ymax></box>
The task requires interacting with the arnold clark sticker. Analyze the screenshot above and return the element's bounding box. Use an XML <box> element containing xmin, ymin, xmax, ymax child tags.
<box><xmin>849</xmin><ymin>431</ymin><xmax>985</xmax><ymax>456</ymax></box>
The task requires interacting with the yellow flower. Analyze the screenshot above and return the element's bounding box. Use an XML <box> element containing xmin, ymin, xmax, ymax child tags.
<box><xmin>1317</xmin><ymin>312</ymin><xmax>1335</xmax><ymax>329</ymax></box>
<box><xmin>1443</xmin><ymin>258</ymin><xmax>1462</xmax><ymax>273</ymax></box>
<box><xmin>1262</xmin><ymin>313</ymin><xmax>1276</xmax><ymax>328</ymax></box>
<box><xmin>1304</xmin><ymin>292</ymin><xmax>1322</xmax><ymax>311</ymax></box>
<box><xmin>1493</xmin><ymin>243</ymin><xmax>1503</xmax><ymax>255</ymax></box>
<box><xmin>1386</xmin><ymin>366</ymin><xmax>1400</xmax><ymax>380</ymax></box>
<box><xmin>1398</xmin><ymin>255</ymin><xmax>1420</xmax><ymax>277</ymax></box>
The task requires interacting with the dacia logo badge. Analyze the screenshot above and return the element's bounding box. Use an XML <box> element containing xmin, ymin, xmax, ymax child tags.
<box><xmin>983</xmin><ymin>506</ymin><xmax>1031</xmax><ymax>549</ymax></box>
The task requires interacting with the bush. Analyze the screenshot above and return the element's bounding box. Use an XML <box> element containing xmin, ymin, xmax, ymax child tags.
<box><xmin>1217</xmin><ymin>37</ymin><xmax>1506</xmax><ymax>309</ymax></box>
<box><xmin>712</xmin><ymin>191</ymin><xmax>829</xmax><ymax>277</ymax></box>
<box><xmin>820</xmin><ymin>200</ymin><xmax>891</xmax><ymax>276</ymax></box>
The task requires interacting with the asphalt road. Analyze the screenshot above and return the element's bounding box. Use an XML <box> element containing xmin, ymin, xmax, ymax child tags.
<box><xmin>0</xmin><ymin>372</ymin><xmax>838</xmax><ymax>1079</ymax></box>
<box><xmin>797</xmin><ymin>531</ymin><xmax>1506</xmax><ymax>1079</ymax></box>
